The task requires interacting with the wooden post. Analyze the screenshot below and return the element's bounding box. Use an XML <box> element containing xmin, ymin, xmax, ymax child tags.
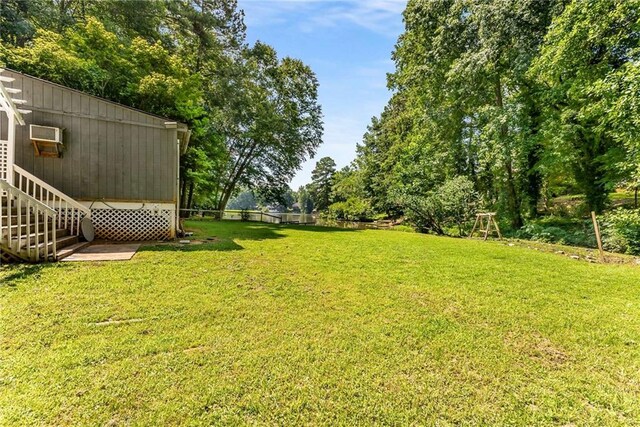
<box><xmin>591</xmin><ymin>211</ymin><xmax>605</xmax><ymax>262</ymax></box>
<box><xmin>483</xmin><ymin>215</ymin><xmax>490</xmax><ymax>240</ymax></box>
<box><xmin>469</xmin><ymin>215</ymin><xmax>480</xmax><ymax>238</ymax></box>
<box><xmin>492</xmin><ymin>215</ymin><xmax>502</xmax><ymax>239</ymax></box>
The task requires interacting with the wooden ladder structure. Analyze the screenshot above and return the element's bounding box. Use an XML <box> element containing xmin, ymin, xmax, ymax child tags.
<box><xmin>469</xmin><ymin>212</ymin><xmax>502</xmax><ymax>240</ymax></box>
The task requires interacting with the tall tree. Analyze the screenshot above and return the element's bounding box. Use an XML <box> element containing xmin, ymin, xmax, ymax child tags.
<box><xmin>309</xmin><ymin>156</ymin><xmax>337</xmax><ymax>211</ymax></box>
<box><xmin>531</xmin><ymin>0</ymin><xmax>639</xmax><ymax>213</ymax></box>
<box><xmin>0</xmin><ymin>0</ymin><xmax>322</xmax><ymax>215</ymax></box>
<box><xmin>352</xmin><ymin>0</ymin><xmax>564</xmax><ymax>229</ymax></box>
<box><xmin>213</xmin><ymin>42</ymin><xmax>323</xmax><ymax>211</ymax></box>
<box><xmin>297</xmin><ymin>185</ymin><xmax>314</xmax><ymax>214</ymax></box>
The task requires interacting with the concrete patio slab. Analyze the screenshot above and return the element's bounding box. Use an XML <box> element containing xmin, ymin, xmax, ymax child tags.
<box><xmin>61</xmin><ymin>243</ymin><xmax>141</xmax><ymax>262</ymax></box>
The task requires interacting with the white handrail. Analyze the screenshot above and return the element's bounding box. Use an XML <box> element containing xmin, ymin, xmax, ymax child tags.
<box><xmin>13</xmin><ymin>165</ymin><xmax>89</xmax><ymax>237</ymax></box>
<box><xmin>13</xmin><ymin>165</ymin><xmax>89</xmax><ymax>214</ymax></box>
<box><xmin>1</xmin><ymin>179</ymin><xmax>57</xmax><ymax>261</ymax></box>
<box><xmin>0</xmin><ymin>180</ymin><xmax>56</xmax><ymax>214</ymax></box>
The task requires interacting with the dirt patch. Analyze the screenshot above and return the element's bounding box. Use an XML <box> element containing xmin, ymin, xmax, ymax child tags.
<box><xmin>505</xmin><ymin>331</ymin><xmax>571</xmax><ymax>367</ymax></box>
<box><xmin>150</xmin><ymin>237</ymin><xmax>221</xmax><ymax>248</ymax></box>
<box><xmin>93</xmin><ymin>318</ymin><xmax>145</xmax><ymax>326</ymax></box>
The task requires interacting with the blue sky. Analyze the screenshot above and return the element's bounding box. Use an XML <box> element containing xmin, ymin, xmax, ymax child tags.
<box><xmin>236</xmin><ymin>0</ymin><xmax>405</xmax><ymax>189</ymax></box>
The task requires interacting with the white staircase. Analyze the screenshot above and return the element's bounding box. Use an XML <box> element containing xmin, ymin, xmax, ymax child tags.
<box><xmin>1</xmin><ymin>176</ymin><xmax>90</xmax><ymax>263</ymax></box>
<box><xmin>0</xmin><ymin>69</ymin><xmax>91</xmax><ymax>263</ymax></box>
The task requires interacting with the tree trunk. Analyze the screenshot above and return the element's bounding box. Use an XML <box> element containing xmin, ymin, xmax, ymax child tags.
<box><xmin>495</xmin><ymin>77</ymin><xmax>523</xmax><ymax>229</ymax></box>
<box><xmin>216</xmin><ymin>141</ymin><xmax>260</xmax><ymax>212</ymax></box>
<box><xmin>505</xmin><ymin>160</ymin><xmax>523</xmax><ymax>228</ymax></box>
<box><xmin>575</xmin><ymin>129</ymin><xmax>608</xmax><ymax>214</ymax></box>
<box><xmin>525</xmin><ymin>144</ymin><xmax>543</xmax><ymax>218</ymax></box>
<box><xmin>187</xmin><ymin>181</ymin><xmax>195</xmax><ymax>211</ymax></box>
<box><xmin>522</xmin><ymin>87</ymin><xmax>543</xmax><ymax>219</ymax></box>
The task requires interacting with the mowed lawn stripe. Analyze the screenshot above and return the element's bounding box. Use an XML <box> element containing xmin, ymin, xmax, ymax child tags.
<box><xmin>1</xmin><ymin>220</ymin><xmax>639</xmax><ymax>425</ymax></box>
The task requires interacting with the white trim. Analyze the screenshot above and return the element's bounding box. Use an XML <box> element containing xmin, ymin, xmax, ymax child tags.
<box><xmin>0</xmin><ymin>70</ymin><xmax>26</xmax><ymax>126</ymax></box>
<box><xmin>78</xmin><ymin>201</ymin><xmax>176</xmax><ymax>210</ymax></box>
<box><xmin>6</xmin><ymin>114</ymin><xmax>15</xmax><ymax>185</ymax></box>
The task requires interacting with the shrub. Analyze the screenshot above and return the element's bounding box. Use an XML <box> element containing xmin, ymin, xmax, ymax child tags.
<box><xmin>327</xmin><ymin>198</ymin><xmax>372</xmax><ymax>221</ymax></box>
<box><xmin>601</xmin><ymin>209</ymin><xmax>640</xmax><ymax>255</ymax></box>
<box><xmin>391</xmin><ymin>225</ymin><xmax>416</xmax><ymax>233</ymax></box>
<box><xmin>516</xmin><ymin>217</ymin><xmax>596</xmax><ymax>247</ymax></box>
<box><xmin>396</xmin><ymin>176</ymin><xmax>479</xmax><ymax>236</ymax></box>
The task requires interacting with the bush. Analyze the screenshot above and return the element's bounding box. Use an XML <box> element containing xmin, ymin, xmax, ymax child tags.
<box><xmin>396</xmin><ymin>176</ymin><xmax>479</xmax><ymax>236</ymax></box>
<box><xmin>601</xmin><ymin>209</ymin><xmax>640</xmax><ymax>255</ymax></box>
<box><xmin>516</xmin><ymin>217</ymin><xmax>596</xmax><ymax>247</ymax></box>
<box><xmin>327</xmin><ymin>198</ymin><xmax>372</xmax><ymax>221</ymax></box>
<box><xmin>391</xmin><ymin>225</ymin><xmax>416</xmax><ymax>233</ymax></box>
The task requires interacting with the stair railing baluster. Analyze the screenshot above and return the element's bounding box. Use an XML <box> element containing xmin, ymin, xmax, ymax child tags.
<box><xmin>7</xmin><ymin>191</ymin><xmax>12</xmax><ymax>253</ymax></box>
<box><xmin>17</xmin><ymin>195</ymin><xmax>22</xmax><ymax>257</ymax></box>
<box><xmin>34</xmin><ymin>202</ymin><xmax>39</xmax><ymax>262</ymax></box>
<box><xmin>51</xmin><ymin>210</ymin><xmax>57</xmax><ymax>260</ymax></box>
<box><xmin>0</xmin><ymin>191</ymin><xmax>4</xmax><ymax>247</ymax></box>
<box><xmin>44</xmin><ymin>207</ymin><xmax>49</xmax><ymax>261</ymax></box>
<box><xmin>4</xmin><ymin>167</ymin><xmax>89</xmax><ymax>262</ymax></box>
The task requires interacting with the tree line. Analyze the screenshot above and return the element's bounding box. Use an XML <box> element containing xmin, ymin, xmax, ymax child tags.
<box><xmin>0</xmin><ymin>0</ymin><xmax>323</xmax><ymax>212</ymax></box>
<box><xmin>316</xmin><ymin>0</ymin><xmax>639</xmax><ymax>234</ymax></box>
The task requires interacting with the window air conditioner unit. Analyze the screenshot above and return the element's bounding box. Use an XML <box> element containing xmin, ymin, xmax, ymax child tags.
<box><xmin>29</xmin><ymin>125</ymin><xmax>64</xmax><ymax>157</ymax></box>
<box><xmin>30</xmin><ymin>125</ymin><xmax>61</xmax><ymax>143</ymax></box>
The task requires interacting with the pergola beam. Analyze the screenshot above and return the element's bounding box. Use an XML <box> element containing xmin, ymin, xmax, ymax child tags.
<box><xmin>0</xmin><ymin>70</ymin><xmax>27</xmax><ymax>125</ymax></box>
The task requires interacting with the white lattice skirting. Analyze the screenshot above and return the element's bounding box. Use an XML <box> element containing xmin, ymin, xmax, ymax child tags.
<box><xmin>91</xmin><ymin>208</ymin><xmax>174</xmax><ymax>241</ymax></box>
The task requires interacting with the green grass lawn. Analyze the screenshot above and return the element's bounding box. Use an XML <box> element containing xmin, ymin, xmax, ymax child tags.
<box><xmin>1</xmin><ymin>221</ymin><xmax>640</xmax><ymax>425</ymax></box>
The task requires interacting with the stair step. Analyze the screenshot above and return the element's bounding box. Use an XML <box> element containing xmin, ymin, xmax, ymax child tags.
<box><xmin>2</xmin><ymin>215</ymin><xmax>53</xmax><ymax>223</ymax></box>
<box><xmin>1</xmin><ymin>207</ymin><xmax>29</xmax><ymax>215</ymax></box>
<box><xmin>4</xmin><ymin>228</ymin><xmax>69</xmax><ymax>242</ymax></box>
<box><xmin>20</xmin><ymin>235</ymin><xmax>79</xmax><ymax>252</ymax></box>
<box><xmin>57</xmin><ymin>241</ymin><xmax>91</xmax><ymax>261</ymax></box>
<box><xmin>1</xmin><ymin>222</ymin><xmax>56</xmax><ymax>236</ymax></box>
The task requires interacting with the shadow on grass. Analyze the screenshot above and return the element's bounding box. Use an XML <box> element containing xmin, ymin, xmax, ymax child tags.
<box><xmin>0</xmin><ymin>263</ymin><xmax>49</xmax><ymax>286</ymax></box>
<box><xmin>185</xmin><ymin>219</ymin><xmax>358</xmax><ymax>237</ymax></box>
<box><xmin>141</xmin><ymin>220</ymin><xmax>358</xmax><ymax>254</ymax></box>
<box><xmin>280</xmin><ymin>224</ymin><xmax>360</xmax><ymax>233</ymax></box>
<box><xmin>139</xmin><ymin>240</ymin><xmax>245</xmax><ymax>253</ymax></box>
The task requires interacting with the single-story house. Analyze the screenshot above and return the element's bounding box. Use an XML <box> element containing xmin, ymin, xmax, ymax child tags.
<box><xmin>1</xmin><ymin>69</ymin><xmax>189</xmax><ymax>262</ymax></box>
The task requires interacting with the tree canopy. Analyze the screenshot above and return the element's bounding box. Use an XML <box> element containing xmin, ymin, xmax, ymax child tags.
<box><xmin>327</xmin><ymin>0</ymin><xmax>639</xmax><ymax>235</ymax></box>
<box><xmin>0</xmin><ymin>0</ymin><xmax>323</xmax><ymax>212</ymax></box>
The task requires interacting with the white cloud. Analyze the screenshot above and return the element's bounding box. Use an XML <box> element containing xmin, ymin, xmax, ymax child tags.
<box><xmin>236</xmin><ymin>0</ymin><xmax>403</xmax><ymax>188</ymax></box>
<box><xmin>239</xmin><ymin>0</ymin><xmax>406</xmax><ymax>37</ymax></box>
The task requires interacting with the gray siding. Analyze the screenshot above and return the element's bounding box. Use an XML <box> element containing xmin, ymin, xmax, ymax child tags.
<box><xmin>4</xmin><ymin>70</ymin><xmax>178</xmax><ymax>203</ymax></box>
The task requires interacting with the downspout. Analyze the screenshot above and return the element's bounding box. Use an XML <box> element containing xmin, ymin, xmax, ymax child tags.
<box><xmin>166</xmin><ymin>122</ymin><xmax>190</xmax><ymax>238</ymax></box>
<box><xmin>164</xmin><ymin>121</ymin><xmax>180</xmax><ymax>239</ymax></box>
